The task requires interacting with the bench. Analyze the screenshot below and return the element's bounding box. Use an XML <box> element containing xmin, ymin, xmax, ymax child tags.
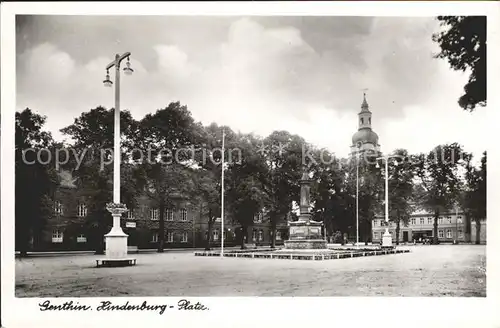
<box><xmin>96</xmin><ymin>258</ymin><xmax>136</xmax><ymax>268</ymax></box>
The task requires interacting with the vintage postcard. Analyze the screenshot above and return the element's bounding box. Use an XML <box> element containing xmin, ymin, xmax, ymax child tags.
<box><xmin>1</xmin><ymin>2</ymin><xmax>499</xmax><ymax>328</ymax></box>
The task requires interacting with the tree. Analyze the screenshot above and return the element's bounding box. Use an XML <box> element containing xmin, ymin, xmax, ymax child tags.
<box><xmin>193</xmin><ymin>169</ymin><xmax>221</xmax><ymax>250</ymax></box>
<box><xmin>194</xmin><ymin>123</ymin><xmax>240</xmax><ymax>250</ymax></box>
<box><xmin>462</xmin><ymin>151</ymin><xmax>486</xmax><ymax>244</ymax></box>
<box><xmin>60</xmin><ymin>106</ymin><xmax>139</xmax><ymax>254</ymax></box>
<box><xmin>60</xmin><ymin>106</ymin><xmax>139</xmax><ymax>153</ymax></box>
<box><xmin>257</xmin><ymin>131</ymin><xmax>304</xmax><ymax>248</ymax></box>
<box><xmin>226</xmin><ymin>133</ymin><xmax>266</xmax><ymax>249</ymax></box>
<box><xmin>433</xmin><ymin>16</ymin><xmax>486</xmax><ymax>111</ymax></box>
<box><xmin>387</xmin><ymin>149</ymin><xmax>416</xmax><ymax>245</ymax></box>
<box><xmin>310</xmin><ymin>149</ymin><xmax>349</xmax><ymax>241</ymax></box>
<box><xmin>342</xmin><ymin>152</ymin><xmax>383</xmax><ymax>244</ymax></box>
<box><xmin>134</xmin><ymin>102</ymin><xmax>203</xmax><ymax>252</ymax></box>
<box><xmin>139</xmin><ymin>163</ymin><xmax>195</xmax><ymax>252</ymax></box>
<box><xmin>15</xmin><ymin>109</ymin><xmax>57</xmax><ymax>256</ymax></box>
<box><xmin>415</xmin><ymin>144</ymin><xmax>464</xmax><ymax>244</ymax></box>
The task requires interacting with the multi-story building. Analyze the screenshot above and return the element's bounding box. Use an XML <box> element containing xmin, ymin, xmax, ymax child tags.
<box><xmin>372</xmin><ymin>208</ymin><xmax>486</xmax><ymax>244</ymax></box>
<box><xmin>27</xmin><ymin>169</ymin><xmax>288</xmax><ymax>251</ymax></box>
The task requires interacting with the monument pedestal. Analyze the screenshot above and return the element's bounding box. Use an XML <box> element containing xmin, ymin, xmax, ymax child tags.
<box><xmin>284</xmin><ymin>217</ymin><xmax>327</xmax><ymax>250</ymax></box>
<box><xmin>97</xmin><ymin>204</ymin><xmax>136</xmax><ymax>267</ymax></box>
<box><xmin>381</xmin><ymin>229</ymin><xmax>394</xmax><ymax>249</ymax></box>
<box><xmin>284</xmin><ymin>169</ymin><xmax>328</xmax><ymax>250</ymax></box>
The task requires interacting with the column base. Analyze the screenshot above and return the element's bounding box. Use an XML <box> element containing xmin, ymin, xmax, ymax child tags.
<box><xmin>381</xmin><ymin>231</ymin><xmax>394</xmax><ymax>249</ymax></box>
<box><xmin>100</xmin><ymin>203</ymin><xmax>136</xmax><ymax>267</ymax></box>
<box><xmin>104</xmin><ymin>232</ymin><xmax>130</xmax><ymax>259</ymax></box>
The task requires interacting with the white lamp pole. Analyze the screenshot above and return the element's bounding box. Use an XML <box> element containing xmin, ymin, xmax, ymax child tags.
<box><xmin>102</xmin><ymin>52</ymin><xmax>134</xmax><ymax>264</ymax></box>
<box><xmin>220</xmin><ymin>127</ymin><xmax>225</xmax><ymax>257</ymax></box>
<box><xmin>356</xmin><ymin>151</ymin><xmax>360</xmax><ymax>248</ymax></box>
<box><xmin>376</xmin><ymin>154</ymin><xmax>398</xmax><ymax>249</ymax></box>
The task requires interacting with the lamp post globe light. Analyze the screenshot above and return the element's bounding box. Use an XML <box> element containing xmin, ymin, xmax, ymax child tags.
<box><xmin>98</xmin><ymin>52</ymin><xmax>135</xmax><ymax>267</ymax></box>
<box><xmin>375</xmin><ymin>154</ymin><xmax>399</xmax><ymax>249</ymax></box>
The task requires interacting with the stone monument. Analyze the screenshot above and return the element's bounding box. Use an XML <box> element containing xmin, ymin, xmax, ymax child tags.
<box><xmin>284</xmin><ymin>168</ymin><xmax>328</xmax><ymax>249</ymax></box>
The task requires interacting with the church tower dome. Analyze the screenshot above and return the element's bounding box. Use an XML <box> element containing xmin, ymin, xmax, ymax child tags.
<box><xmin>350</xmin><ymin>92</ymin><xmax>381</xmax><ymax>155</ymax></box>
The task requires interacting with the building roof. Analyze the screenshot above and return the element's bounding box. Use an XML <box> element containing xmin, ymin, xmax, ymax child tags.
<box><xmin>352</xmin><ymin>128</ymin><xmax>379</xmax><ymax>146</ymax></box>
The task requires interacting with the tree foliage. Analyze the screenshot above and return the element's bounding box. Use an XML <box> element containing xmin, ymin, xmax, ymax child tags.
<box><xmin>414</xmin><ymin>143</ymin><xmax>464</xmax><ymax>244</ymax></box>
<box><xmin>134</xmin><ymin>102</ymin><xmax>202</xmax><ymax>252</ymax></box>
<box><xmin>257</xmin><ymin>131</ymin><xmax>304</xmax><ymax>247</ymax></box>
<box><xmin>60</xmin><ymin>107</ymin><xmax>141</xmax><ymax>253</ymax></box>
<box><xmin>387</xmin><ymin>149</ymin><xmax>416</xmax><ymax>245</ymax></box>
<box><xmin>433</xmin><ymin>16</ymin><xmax>486</xmax><ymax>111</ymax></box>
<box><xmin>462</xmin><ymin>151</ymin><xmax>486</xmax><ymax>244</ymax></box>
<box><xmin>15</xmin><ymin>109</ymin><xmax>58</xmax><ymax>256</ymax></box>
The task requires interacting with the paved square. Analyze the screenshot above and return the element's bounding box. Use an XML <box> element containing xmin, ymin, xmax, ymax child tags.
<box><xmin>15</xmin><ymin>245</ymin><xmax>485</xmax><ymax>297</ymax></box>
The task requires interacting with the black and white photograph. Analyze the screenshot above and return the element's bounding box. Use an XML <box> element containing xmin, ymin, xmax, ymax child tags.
<box><xmin>1</xmin><ymin>2</ymin><xmax>499</xmax><ymax>328</ymax></box>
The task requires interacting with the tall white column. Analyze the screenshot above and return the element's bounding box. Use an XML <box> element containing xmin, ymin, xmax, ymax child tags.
<box><xmin>114</xmin><ymin>56</ymin><xmax>121</xmax><ymax>204</ymax></box>
<box><xmin>356</xmin><ymin>153</ymin><xmax>359</xmax><ymax>247</ymax></box>
<box><xmin>220</xmin><ymin>128</ymin><xmax>225</xmax><ymax>257</ymax></box>
<box><xmin>104</xmin><ymin>54</ymin><xmax>129</xmax><ymax>261</ymax></box>
<box><xmin>382</xmin><ymin>156</ymin><xmax>393</xmax><ymax>248</ymax></box>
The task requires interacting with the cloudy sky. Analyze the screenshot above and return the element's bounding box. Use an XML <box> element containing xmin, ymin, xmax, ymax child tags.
<box><xmin>16</xmin><ymin>15</ymin><xmax>487</xmax><ymax>159</ymax></box>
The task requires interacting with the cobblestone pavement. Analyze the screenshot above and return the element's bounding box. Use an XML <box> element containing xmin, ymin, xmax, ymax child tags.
<box><xmin>15</xmin><ymin>244</ymin><xmax>486</xmax><ymax>297</ymax></box>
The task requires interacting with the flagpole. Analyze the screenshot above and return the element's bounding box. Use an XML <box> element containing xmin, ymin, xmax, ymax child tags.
<box><xmin>221</xmin><ymin>127</ymin><xmax>225</xmax><ymax>257</ymax></box>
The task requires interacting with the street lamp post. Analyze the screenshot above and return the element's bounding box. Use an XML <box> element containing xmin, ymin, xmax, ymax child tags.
<box><xmin>101</xmin><ymin>52</ymin><xmax>135</xmax><ymax>265</ymax></box>
<box><xmin>376</xmin><ymin>154</ymin><xmax>398</xmax><ymax>249</ymax></box>
<box><xmin>221</xmin><ymin>127</ymin><xmax>225</xmax><ymax>257</ymax></box>
<box><xmin>355</xmin><ymin>150</ymin><xmax>360</xmax><ymax>248</ymax></box>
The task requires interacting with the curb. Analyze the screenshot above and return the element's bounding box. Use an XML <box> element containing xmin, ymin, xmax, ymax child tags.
<box><xmin>194</xmin><ymin>249</ymin><xmax>411</xmax><ymax>261</ymax></box>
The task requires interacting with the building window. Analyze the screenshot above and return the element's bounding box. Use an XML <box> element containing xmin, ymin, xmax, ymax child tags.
<box><xmin>213</xmin><ymin>229</ymin><xmax>219</xmax><ymax>241</ymax></box>
<box><xmin>181</xmin><ymin>232</ymin><xmax>188</xmax><ymax>243</ymax></box>
<box><xmin>374</xmin><ymin>232</ymin><xmax>379</xmax><ymax>239</ymax></box>
<box><xmin>360</xmin><ymin>118</ymin><xmax>364</xmax><ymax>125</ymax></box>
<box><xmin>52</xmin><ymin>229</ymin><xmax>63</xmax><ymax>243</ymax></box>
<box><xmin>258</xmin><ymin>230</ymin><xmax>263</xmax><ymax>241</ymax></box>
<box><xmin>126</xmin><ymin>209</ymin><xmax>134</xmax><ymax>220</ymax></box>
<box><xmin>438</xmin><ymin>230</ymin><xmax>444</xmax><ymax>238</ymax></box>
<box><xmin>428</xmin><ymin>218</ymin><xmax>433</xmax><ymax>225</ymax></box>
<box><xmin>252</xmin><ymin>230</ymin><xmax>257</xmax><ymax>242</ymax></box>
<box><xmin>77</xmin><ymin>204</ymin><xmax>87</xmax><ymax>217</ymax></box>
<box><xmin>77</xmin><ymin>234</ymin><xmax>87</xmax><ymax>243</ymax></box>
<box><xmin>457</xmin><ymin>216</ymin><xmax>463</xmax><ymax>223</ymax></box>
<box><xmin>276</xmin><ymin>231</ymin><xmax>282</xmax><ymax>241</ymax></box>
<box><xmin>446</xmin><ymin>229</ymin><xmax>452</xmax><ymax>238</ymax></box>
<box><xmin>151</xmin><ymin>233</ymin><xmax>158</xmax><ymax>243</ymax></box>
<box><xmin>447</xmin><ymin>216</ymin><xmax>452</xmax><ymax>223</ymax></box>
<box><xmin>411</xmin><ymin>218</ymin><xmax>416</xmax><ymax>225</ymax></box>
<box><xmin>180</xmin><ymin>208</ymin><xmax>187</xmax><ymax>221</ymax></box>
<box><xmin>368</xmin><ymin>117</ymin><xmax>371</xmax><ymax>124</ymax></box>
<box><xmin>438</xmin><ymin>217</ymin><xmax>443</xmax><ymax>224</ymax></box>
<box><xmin>420</xmin><ymin>218</ymin><xmax>425</xmax><ymax>225</ymax></box>
<box><xmin>150</xmin><ymin>208</ymin><xmax>159</xmax><ymax>221</ymax></box>
<box><xmin>54</xmin><ymin>201</ymin><xmax>63</xmax><ymax>215</ymax></box>
<box><xmin>167</xmin><ymin>232</ymin><xmax>174</xmax><ymax>243</ymax></box>
<box><xmin>166</xmin><ymin>209</ymin><xmax>174</xmax><ymax>221</ymax></box>
<box><xmin>254</xmin><ymin>212</ymin><xmax>263</xmax><ymax>223</ymax></box>
<box><xmin>458</xmin><ymin>229</ymin><xmax>463</xmax><ymax>238</ymax></box>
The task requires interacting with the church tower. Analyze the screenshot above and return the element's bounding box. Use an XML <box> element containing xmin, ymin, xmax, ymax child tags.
<box><xmin>350</xmin><ymin>93</ymin><xmax>381</xmax><ymax>156</ymax></box>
